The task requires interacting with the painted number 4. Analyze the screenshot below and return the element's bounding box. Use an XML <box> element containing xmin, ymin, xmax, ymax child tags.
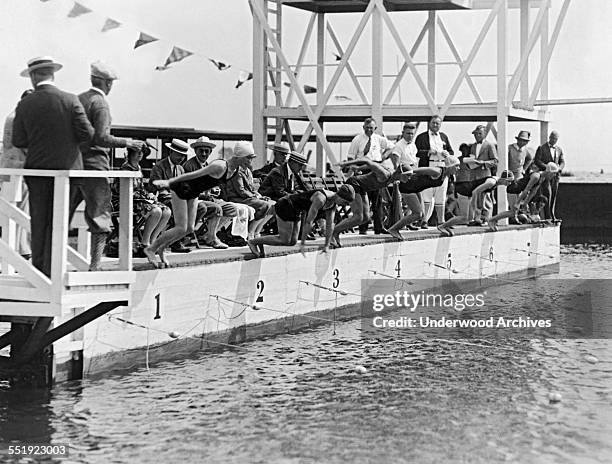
<box><xmin>395</xmin><ymin>260</ymin><xmax>401</xmax><ymax>278</ymax></box>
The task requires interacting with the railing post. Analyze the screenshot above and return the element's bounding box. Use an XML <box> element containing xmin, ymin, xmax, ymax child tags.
<box><xmin>50</xmin><ymin>174</ymin><xmax>70</xmax><ymax>309</ymax></box>
<box><xmin>118</xmin><ymin>177</ymin><xmax>133</xmax><ymax>271</ymax></box>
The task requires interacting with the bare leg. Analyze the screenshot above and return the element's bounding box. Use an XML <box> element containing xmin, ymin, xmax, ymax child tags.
<box><xmin>141</xmin><ymin>207</ymin><xmax>162</xmax><ymax>246</ymax></box>
<box><xmin>248</xmin><ymin>218</ymin><xmax>299</xmax><ymax>256</ymax></box>
<box><xmin>151</xmin><ymin>207</ymin><xmax>171</xmax><ymax>243</ymax></box>
<box><xmin>332</xmin><ymin>195</ymin><xmax>369</xmax><ymax>246</ymax></box>
<box><xmin>388</xmin><ymin>193</ymin><xmax>423</xmax><ymax>239</ymax></box>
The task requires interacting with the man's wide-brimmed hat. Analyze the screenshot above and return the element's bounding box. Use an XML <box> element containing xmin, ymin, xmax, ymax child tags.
<box><xmin>471</xmin><ymin>124</ymin><xmax>486</xmax><ymax>134</ymax></box>
<box><xmin>20</xmin><ymin>56</ymin><xmax>63</xmax><ymax>77</ymax></box>
<box><xmin>191</xmin><ymin>136</ymin><xmax>216</xmax><ymax>149</ymax></box>
<box><xmin>268</xmin><ymin>142</ymin><xmax>290</xmax><ymax>154</ymax></box>
<box><xmin>91</xmin><ymin>61</ymin><xmax>118</xmax><ymax>80</ymax></box>
<box><xmin>165</xmin><ymin>139</ymin><xmax>190</xmax><ymax>155</ymax></box>
<box><xmin>288</xmin><ymin>151</ymin><xmax>307</xmax><ymax>165</ymax></box>
<box><xmin>515</xmin><ymin>130</ymin><xmax>531</xmax><ymax>141</ymax></box>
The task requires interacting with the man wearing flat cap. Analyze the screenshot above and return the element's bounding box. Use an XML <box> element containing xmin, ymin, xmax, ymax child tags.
<box><xmin>507</xmin><ymin>130</ymin><xmax>534</xmax><ymax>213</ymax></box>
<box><xmin>258</xmin><ymin>150</ymin><xmax>308</xmax><ymax>201</ymax></box>
<box><xmin>69</xmin><ymin>61</ymin><xmax>145</xmax><ymax>270</ymax></box>
<box><xmin>252</xmin><ymin>142</ymin><xmax>290</xmax><ymax>179</ymax></box>
<box><xmin>13</xmin><ymin>56</ymin><xmax>94</xmax><ymax>277</ymax></box>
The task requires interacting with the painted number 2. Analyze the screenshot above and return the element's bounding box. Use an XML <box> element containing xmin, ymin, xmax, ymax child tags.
<box><xmin>256</xmin><ymin>280</ymin><xmax>265</xmax><ymax>303</ymax></box>
<box><xmin>332</xmin><ymin>269</ymin><xmax>340</xmax><ymax>288</ymax></box>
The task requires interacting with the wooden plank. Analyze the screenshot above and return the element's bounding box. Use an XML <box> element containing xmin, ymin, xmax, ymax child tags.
<box><xmin>0</xmin><ymin>169</ymin><xmax>141</xmax><ymax>179</ymax></box>
<box><xmin>0</xmin><ymin>283</ymin><xmax>51</xmax><ymax>302</ymax></box>
<box><xmin>65</xmin><ymin>271</ymin><xmax>135</xmax><ymax>286</ymax></box>
<box><xmin>0</xmin><ymin>240</ymin><xmax>52</xmax><ymax>292</ymax></box>
<box><xmin>0</xmin><ymin>197</ymin><xmax>30</xmax><ymax>230</ymax></box>
<box><xmin>0</xmin><ymin>302</ymin><xmax>59</xmax><ymax>317</ymax></box>
<box><xmin>51</xmin><ymin>176</ymin><xmax>70</xmax><ymax>305</ymax></box>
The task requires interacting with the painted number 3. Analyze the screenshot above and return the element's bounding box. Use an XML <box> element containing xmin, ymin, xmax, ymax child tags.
<box><xmin>332</xmin><ymin>269</ymin><xmax>340</xmax><ymax>289</ymax></box>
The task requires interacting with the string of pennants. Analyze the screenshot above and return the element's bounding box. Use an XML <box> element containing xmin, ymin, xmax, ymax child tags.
<box><xmin>42</xmin><ymin>0</ymin><xmax>354</xmax><ymax>98</ymax></box>
<box><xmin>40</xmin><ymin>0</ymin><xmax>253</xmax><ymax>88</ymax></box>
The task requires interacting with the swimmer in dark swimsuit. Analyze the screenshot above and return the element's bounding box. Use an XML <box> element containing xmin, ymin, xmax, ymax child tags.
<box><xmin>386</xmin><ymin>154</ymin><xmax>460</xmax><ymax>240</ymax></box>
<box><xmin>488</xmin><ymin>162</ymin><xmax>558</xmax><ymax>231</ymax></box>
<box><xmin>246</xmin><ymin>186</ymin><xmax>355</xmax><ymax>257</ymax></box>
<box><xmin>145</xmin><ymin>141</ymin><xmax>253</xmax><ymax>268</ymax></box>
<box><xmin>331</xmin><ymin>158</ymin><xmax>413</xmax><ymax>247</ymax></box>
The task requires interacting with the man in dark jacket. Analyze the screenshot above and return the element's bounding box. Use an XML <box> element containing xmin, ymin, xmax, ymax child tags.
<box><xmin>258</xmin><ymin>150</ymin><xmax>308</xmax><ymax>201</ymax></box>
<box><xmin>414</xmin><ymin>115</ymin><xmax>453</xmax><ymax>227</ymax></box>
<box><xmin>252</xmin><ymin>142</ymin><xmax>290</xmax><ymax>179</ymax></box>
<box><xmin>69</xmin><ymin>61</ymin><xmax>145</xmax><ymax>270</ymax></box>
<box><xmin>12</xmin><ymin>56</ymin><xmax>94</xmax><ymax>277</ymax></box>
<box><xmin>534</xmin><ymin>130</ymin><xmax>565</xmax><ymax>220</ymax></box>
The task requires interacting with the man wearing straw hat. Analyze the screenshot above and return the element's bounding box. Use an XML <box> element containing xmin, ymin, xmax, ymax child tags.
<box><xmin>252</xmin><ymin>141</ymin><xmax>290</xmax><ymax>179</ymax></box>
<box><xmin>258</xmin><ymin>150</ymin><xmax>308</xmax><ymax>201</ymax></box>
<box><xmin>12</xmin><ymin>56</ymin><xmax>94</xmax><ymax>277</ymax></box>
<box><xmin>69</xmin><ymin>61</ymin><xmax>145</xmax><ymax>270</ymax></box>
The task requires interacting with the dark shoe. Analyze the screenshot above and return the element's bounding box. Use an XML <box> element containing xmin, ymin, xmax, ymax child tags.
<box><xmin>359</xmin><ymin>230</ymin><xmax>368</xmax><ymax>235</ymax></box>
<box><xmin>305</xmin><ymin>232</ymin><xmax>316</xmax><ymax>241</ymax></box>
<box><xmin>508</xmin><ymin>217</ymin><xmax>520</xmax><ymax>225</ymax></box>
<box><xmin>375</xmin><ymin>229</ymin><xmax>390</xmax><ymax>235</ymax></box>
<box><xmin>467</xmin><ymin>220</ymin><xmax>483</xmax><ymax>227</ymax></box>
<box><xmin>133</xmin><ymin>245</ymin><xmax>147</xmax><ymax>258</ymax></box>
<box><xmin>170</xmin><ymin>244</ymin><xmax>191</xmax><ymax>253</ymax></box>
<box><xmin>420</xmin><ymin>223</ymin><xmax>428</xmax><ymax>230</ymax></box>
<box><xmin>407</xmin><ymin>224</ymin><xmax>419</xmax><ymax>231</ymax></box>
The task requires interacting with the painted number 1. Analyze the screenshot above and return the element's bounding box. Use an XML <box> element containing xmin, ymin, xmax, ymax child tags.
<box><xmin>154</xmin><ymin>293</ymin><xmax>161</xmax><ymax>320</ymax></box>
<box><xmin>256</xmin><ymin>280</ymin><xmax>265</xmax><ymax>303</ymax></box>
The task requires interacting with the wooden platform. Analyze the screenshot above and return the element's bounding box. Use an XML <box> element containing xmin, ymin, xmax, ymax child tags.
<box><xmin>283</xmin><ymin>0</ymin><xmax>543</xmax><ymax>13</ymax></box>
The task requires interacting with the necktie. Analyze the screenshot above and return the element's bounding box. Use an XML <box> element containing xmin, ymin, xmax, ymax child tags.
<box><xmin>172</xmin><ymin>165</ymin><xmax>178</xmax><ymax>177</ymax></box>
<box><xmin>289</xmin><ymin>173</ymin><xmax>294</xmax><ymax>191</ymax></box>
<box><xmin>363</xmin><ymin>137</ymin><xmax>371</xmax><ymax>157</ymax></box>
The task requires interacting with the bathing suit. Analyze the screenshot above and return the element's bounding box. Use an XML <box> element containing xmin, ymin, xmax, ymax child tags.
<box><xmin>170</xmin><ymin>160</ymin><xmax>237</xmax><ymax>200</ymax></box>
<box><xmin>399</xmin><ymin>167</ymin><xmax>448</xmax><ymax>194</ymax></box>
<box><xmin>454</xmin><ymin>177</ymin><xmax>487</xmax><ymax>197</ymax></box>
<box><xmin>275</xmin><ymin>189</ymin><xmax>334</xmax><ymax>222</ymax></box>
<box><xmin>346</xmin><ymin>169</ymin><xmax>393</xmax><ymax>196</ymax></box>
<box><xmin>506</xmin><ymin>175</ymin><xmax>531</xmax><ymax>195</ymax></box>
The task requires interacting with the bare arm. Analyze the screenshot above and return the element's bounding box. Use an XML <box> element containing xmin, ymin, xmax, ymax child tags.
<box><xmin>300</xmin><ymin>191</ymin><xmax>327</xmax><ymax>247</ymax></box>
<box><xmin>160</xmin><ymin>161</ymin><xmax>226</xmax><ymax>188</ymax></box>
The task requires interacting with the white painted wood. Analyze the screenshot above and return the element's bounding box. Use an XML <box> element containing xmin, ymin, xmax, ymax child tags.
<box><xmin>0</xmin><ymin>239</ymin><xmax>52</xmax><ymax>293</ymax></box>
<box><xmin>497</xmin><ymin>0</ymin><xmax>509</xmax><ymax>216</ymax></box>
<box><xmin>0</xmin><ymin>169</ymin><xmax>141</xmax><ymax>178</ymax></box>
<box><xmin>519</xmin><ymin>0</ymin><xmax>530</xmax><ymax>104</ymax></box>
<box><xmin>539</xmin><ymin>2</ymin><xmax>549</xmax><ymax>143</ymax></box>
<box><xmin>316</xmin><ymin>12</ymin><xmax>326</xmax><ymax>176</ymax></box>
<box><xmin>285</xmin><ymin>12</ymin><xmax>316</xmax><ymax>107</ymax></box>
<box><xmin>379</xmin><ymin>4</ymin><xmax>438</xmax><ymax>113</ymax></box>
<box><xmin>427</xmin><ymin>11</ymin><xmax>436</xmax><ymax>100</ymax></box>
<box><xmin>326</xmin><ymin>22</ymin><xmax>368</xmax><ymax>104</ymax></box>
<box><xmin>50</xmin><ymin>176</ymin><xmax>70</xmax><ymax>305</ymax></box>
<box><xmin>506</xmin><ymin>0</ymin><xmax>548</xmax><ymax>103</ymax></box>
<box><xmin>252</xmin><ymin>0</ymin><xmax>267</xmax><ymax>166</ymax></box>
<box><xmin>118</xmin><ymin>177</ymin><xmax>134</xmax><ymax>271</ymax></box>
<box><xmin>65</xmin><ymin>271</ymin><xmax>135</xmax><ymax>286</ymax></box>
<box><xmin>371</xmin><ymin>3</ymin><xmax>383</xmax><ymax>125</ymax></box>
<box><xmin>384</xmin><ymin>19</ymin><xmax>428</xmax><ymax>105</ymax></box>
<box><xmin>0</xmin><ymin>302</ymin><xmax>59</xmax><ymax>317</ymax></box>
<box><xmin>528</xmin><ymin>0</ymin><xmax>571</xmax><ymax>106</ymax></box>
<box><xmin>0</xmin><ymin>276</ymin><xmax>51</xmax><ymax>302</ymax></box>
<box><xmin>439</xmin><ymin>0</ymin><xmax>502</xmax><ymax>117</ymax></box>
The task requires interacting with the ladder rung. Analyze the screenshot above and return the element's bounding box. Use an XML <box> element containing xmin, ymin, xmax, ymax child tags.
<box><xmin>267</xmin><ymin>7</ymin><xmax>278</xmax><ymax>13</ymax></box>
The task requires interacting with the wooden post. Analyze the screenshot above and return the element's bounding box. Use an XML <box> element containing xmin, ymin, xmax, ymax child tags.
<box><xmin>519</xmin><ymin>0</ymin><xmax>530</xmax><ymax>104</ymax></box>
<box><xmin>427</xmin><ymin>10</ymin><xmax>437</xmax><ymax>100</ymax></box>
<box><xmin>540</xmin><ymin>0</ymin><xmax>550</xmax><ymax>143</ymax></box>
<box><xmin>0</xmin><ymin>177</ymin><xmax>19</xmax><ymax>274</ymax></box>
<box><xmin>497</xmin><ymin>0</ymin><xmax>508</xmax><ymax>217</ymax></box>
<box><xmin>50</xmin><ymin>174</ymin><xmax>70</xmax><ymax>307</ymax></box>
<box><xmin>371</xmin><ymin>1</ymin><xmax>383</xmax><ymax>127</ymax></box>
<box><xmin>316</xmin><ymin>12</ymin><xmax>326</xmax><ymax>176</ymax></box>
<box><xmin>252</xmin><ymin>0</ymin><xmax>267</xmax><ymax>169</ymax></box>
<box><xmin>118</xmin><ymin>177</ymin><xmax>134</xmax><ymax>271</ymax></box>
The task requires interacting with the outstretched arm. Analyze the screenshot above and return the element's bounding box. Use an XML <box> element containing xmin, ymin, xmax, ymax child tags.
<box><xmin>154</xmin><ymin>160</ymin><xmax>226</xmax><ymax>189</ymax></box>
<box><xmin>300</xmin><ymin>192</ymin><xmax>327</xmax><ymax>248</ymax></box>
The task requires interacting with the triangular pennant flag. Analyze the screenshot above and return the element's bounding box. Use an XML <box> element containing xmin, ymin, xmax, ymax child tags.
<box><xmin>333</xmin><ymin>52</ymin><xmax>342</xmax><ymax>61</ymax></box>
<box><xmin>235</xmin><ymin>70</ymin><xmax>253</xmax><ymax>89</ymax></box>
<box><xmin>67</xmin><ymin>2</ymin><xmax>92</xmax><ymax>18</ymax></box>
<box><xmin>101</xmin><ymin>18</ymin><xmax>121</xmax><ymax>32</ymax></box>
<box><xmin>155</xmin><ymin>65</ymin><xmax>170</xmax><ymax>71</ymax></box>
<box><xmin>163</xmin><ymin>46</ymin><xmax>193</xmax><ymax>67</ymax></box>
<box><xmin>209</xmin><ymin>59</ymin><xmax>231</xmax><ymax>71</ymax></box>
<box><xmin>134</xmin><ymin>32</ymin><xmax>158</xmax><ymax>49</ymax></box>
<box><xmin>283</xmin><ymin>82</ymin><xmax>291</xmax><ymax>87</ymax></box>
<box><xmin>334</xmin><ymin>95</ymin><xmax>352</xmax><ymax>101</ymax></box>
<box><xmin>304</xmin><ymin>85</ymin><xmax>317</xmax><ymax>94</ymax></box>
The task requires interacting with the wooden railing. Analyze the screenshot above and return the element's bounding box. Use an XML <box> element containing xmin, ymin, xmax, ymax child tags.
<box><xmin>0</xmin><ymin>169</ymin><xmax>140</xmax><ymax>303</ymax></box>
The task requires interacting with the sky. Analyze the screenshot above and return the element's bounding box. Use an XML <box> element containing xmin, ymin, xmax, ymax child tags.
<box><xmin>1</xmin><ymin>0</ymin><xmax>611</xmax><ymax>171</ymax></box>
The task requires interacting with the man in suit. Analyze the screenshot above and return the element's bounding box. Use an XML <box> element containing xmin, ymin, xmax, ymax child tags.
<box><xmin>252</xmin><ymin>142</ymin><xmax>290</xmax><ymax>179</ymax></box>
<box><xmin>534</xmin><ymin>130</ymin><xmax>565</xmax><ymax>220</ymax></box>
<box><xmin>466</xmin><ymin>124</ymin><xmax>498</xmax><ymax>224</ymax></box>
<box><xmin>258</xmin><ymin>150</ymin><xmax>308</xmax><ymax>201</ymax></box>
<box><xmin>69</xmin><ymin>61</ymin><xmax>145</xmax><ymax>270</ymax></box>
<box><xmin>148</xmin><ymin>139</ymin><xmax>191</xmax><ymax>252</ymax></box>
<box><xmin>414</xmin><ymin>115</ymin><xmax>454</xmax><ymax>228</ymax></box>
<box><xmin>12</xmin><ymin>56</ymin><xmax>94</xmax><ymax>277</ymax></box>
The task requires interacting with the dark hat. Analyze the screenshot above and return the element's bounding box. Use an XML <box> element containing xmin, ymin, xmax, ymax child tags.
<box><xmin>288</xmin><ymin>151</ymin><xmax>307</xmax><ymax>165</ymax></box>
<box><xmin>515</xmin><ymin>130</ymin><xmax>531</xmax><ymax>141</ymax></box>
<box><xmin>336</xmin><ymin>184</ymin><xmax>355</xmax><ymax>203</ymax></box>
<box><xmin>165</xmin><ymin>139</ymin><xmax>190</xmax><ymax>155</ymax></box>
<box><xmin>90</xmin><ymin>61</ymin><xmax>119</xmax><ymax>80</ymax></box>
<box><xmin>471</xmin><ymin>124</ymin><xmax>486</xmax><ymax>134</ymax></box>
